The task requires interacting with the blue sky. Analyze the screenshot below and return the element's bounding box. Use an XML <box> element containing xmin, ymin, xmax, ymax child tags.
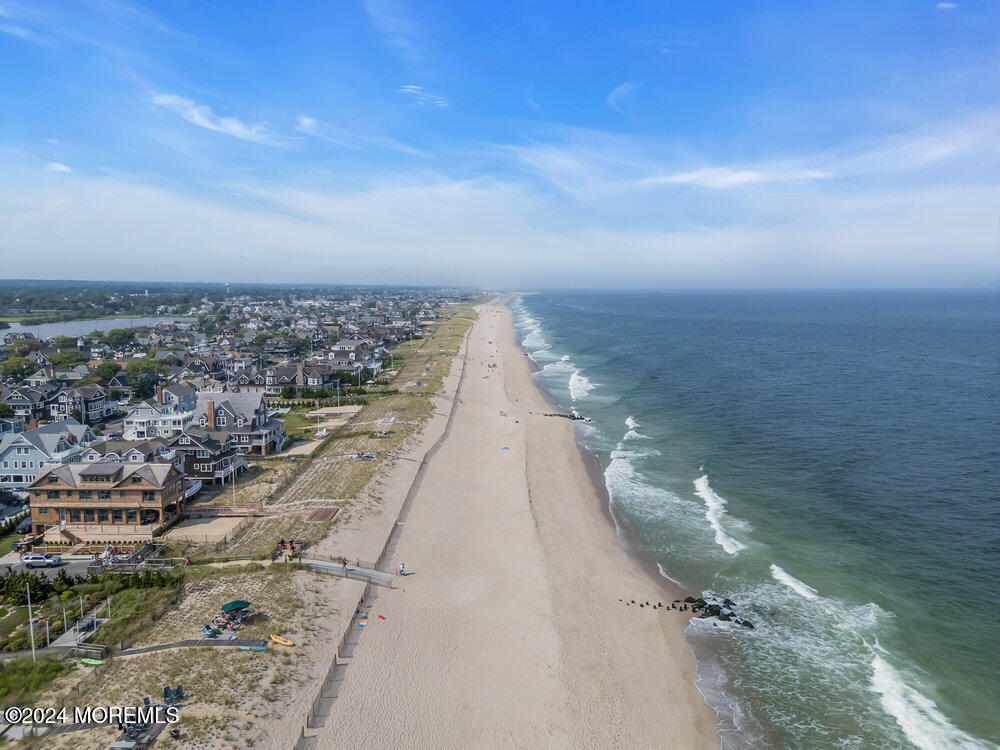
<box><xmin>1</xmin><ymin>0</ymin><xmax>998</xmax><ymax>287</ymax></box>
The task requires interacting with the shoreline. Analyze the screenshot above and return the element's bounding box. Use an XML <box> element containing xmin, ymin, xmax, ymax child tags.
<box><xmin>320</xmin><ymin>296</ymin><xmax>719</xmax><ymax>748</ymax></box>
<box><xmin>518</xmin><ymin>317</ymin><xmax>704</xmax><ymax>605</ymax></box>
<box><xmin>511</xmin><ymin>295</ymin><xmax>730</xmax><ymax>745</ymax></box>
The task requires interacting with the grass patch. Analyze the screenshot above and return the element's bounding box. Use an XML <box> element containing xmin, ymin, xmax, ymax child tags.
<box><xmin>0</xmin><ymin>529</ymin><xmax>22</xmax><ymax>556</ymax></box>
<box><xmin>279</xmin><ymin>406</ymin><xmax>322</xmax><ymax>442</ymax></box>
<box><xmin>0</xmin><ymin>605</ymin><xmax>29</xmax><ymax>638</ymax></box>
<box><xmin>0</xmin><ymin>657</ymin><xmax>68</xmax><ymax>706</ymax></box>
<box><xmin>90</xmin><ymin>583</ymin><xmax>182</xmax><ymax>648</ymax></box>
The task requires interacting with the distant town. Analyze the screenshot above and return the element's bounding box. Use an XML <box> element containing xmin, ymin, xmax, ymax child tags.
<box><xmin>0</xmin><ymin>281</ymin><xmax>490</xmax><ymax>747</ymax></box>
<box><xmin>1</xmin><ymin>282</ymin><xmax>477</xmax><ymax>541</ymax></box>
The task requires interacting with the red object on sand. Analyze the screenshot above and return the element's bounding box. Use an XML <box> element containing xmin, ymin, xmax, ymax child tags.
<box><xmin>377</xmin><ymin>615</ymin><xmax>386</xmax><ymax>620</ymax></box>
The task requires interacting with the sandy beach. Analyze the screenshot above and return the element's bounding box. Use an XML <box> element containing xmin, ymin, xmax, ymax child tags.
<box><xmin>319</xmin><ymin>297</ymin><xmax>719</xmax><ymax>748</ymax></box>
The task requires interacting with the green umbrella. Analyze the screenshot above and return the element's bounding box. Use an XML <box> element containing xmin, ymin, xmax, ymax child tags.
<box><xmin>221</xmin><ymin>600</ymin><xmax>250</xmax><ymax>613</ymax></box>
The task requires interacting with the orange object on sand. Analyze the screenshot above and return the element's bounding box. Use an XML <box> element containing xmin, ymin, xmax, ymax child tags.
<box><xmin>269</xmin><ymin>634</ymin><xmax>294</xmax><ymax>646</ymax></box>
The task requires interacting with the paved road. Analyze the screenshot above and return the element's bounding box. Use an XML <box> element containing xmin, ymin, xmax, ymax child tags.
<box><xmin>2</xmin><ymin>558</ymin><xmax>91</xmax><ymax>579</ymax></box>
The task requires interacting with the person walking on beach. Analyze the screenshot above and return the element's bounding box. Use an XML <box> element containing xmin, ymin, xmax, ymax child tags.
<box><xmin>398</xmin><ymin>562</ymin><xmax>405</xmax><ymax>576</ymax></box>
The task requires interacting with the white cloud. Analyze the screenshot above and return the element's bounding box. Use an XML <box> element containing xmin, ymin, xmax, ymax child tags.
<box><xmin>644</xmin><ymin>167</ymin><xmax>831</xmax><ymax>188</ymax></box>
<box><xmin>44</xmin><ymin>162</ymin><xmax>71</xmax><ymax>172</ymax></box>
<box><xmin>397</xmin><ymin>85</ymin><xmax>448</xmax><ymax>107</ymax></box>
<box><xmin>295</xmin><ymin>113</ymin><xmax>426</xmax><ymax>156</ymax></box>
<box><xmin>606</xmin><ymin>82</ymin><xmax>639</xmax><ymax>117</ymax></box>
<box><xmin>364</xmin><ymin>0</ymin><xmax>420</xmax><ymax>60</ymax></box>
<box><xmin>936</xmin><ymin>3</ymin><xmax>957</xmax><ymax>9</ymax></box>
<box><xmin>151</xmin><ymin>94</ymin><xmax>278</xmax><ymax>144</ymax></box>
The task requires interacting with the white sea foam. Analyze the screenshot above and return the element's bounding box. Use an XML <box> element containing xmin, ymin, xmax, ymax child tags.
<box><xmin>870</xmin><ymin>649</ymin><xmax>991</xmax><ymax>750</ymax></box>
<box><xmin>625</xmin><ymin>415</ymin><xmax>639</xmax><ymax>429</ymax></box>
<box><xmin>693</xmin><ymin>475</ymin><xmax>747</xmax><ymax>555</ymax></box>
<box><xmin>769</xmin><ymin>564</ymin><xmax>819</xmax><ymax>600</ymax></box>
<box><xmin>568</xmin><ymin>370</ymin><xmax>595</xmax><ymax>400</ymax></box>
<box><xmin>656</xmin><ymin>562</ymin><xmax>685</xmax><ymax>589</ymax></box>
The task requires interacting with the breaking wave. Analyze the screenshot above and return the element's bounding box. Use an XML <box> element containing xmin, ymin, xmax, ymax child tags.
<box><xmin>769</xmin><ymin>564</ymin><xmax>819</xmax><ymax>600</ymax></box>
<box><xmin>569</xmin><ymin>370</ymin><xmax>595</xmax><ymax>400</ymax></box>
<box><xmin>869</xmin><ymin>649</ymin><xmax>992</xmax><ymax>750</ymax></box>
<box><xmin>693</xmin><ymin>475</ymin><xmax>747</xmax><ymax>555</ymax></box>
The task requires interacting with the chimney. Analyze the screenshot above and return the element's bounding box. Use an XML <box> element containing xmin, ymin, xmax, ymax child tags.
<box><xmin>66</xmin><ymin>432</ymin><xmax>74</xmax><ymax>444</ymax></box>
<box><xmin>29</xmin><ymin>420</ymin><xmax>38</xmax><ymax>430</ymax></box>
<box><xmin>296</xmin><ymin>361</ymin><xmax>305</xmax><ymax>386</ymax></box>
<box><xmin>207</xmin><ymin>399</ymin><xmax>215</xmax><ymax>430</ymax></box>
<box><xmin>156</xmin><ymin>385</ymin><xmax>164</xmax><ymax>403</ymax></box>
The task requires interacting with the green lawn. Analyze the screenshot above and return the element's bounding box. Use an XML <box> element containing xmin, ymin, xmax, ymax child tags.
<box><xmin>0</xmin><ymin>606</ymin><xmax>29</xmax><ymax>639</ymax></box>
<box><xmin>0</xmin><ymin>529</ymin><xmax>23</xmax><ymax>556</ymax></box>
<box><xmin>280</xmin><ymin>406</ymin><xmax>323</xmax><ymax>441</ymax></box>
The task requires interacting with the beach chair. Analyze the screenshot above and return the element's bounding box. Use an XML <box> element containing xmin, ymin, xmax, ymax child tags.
<box><xmin>175</xmin><ymin>685</ymin><xmax>184</xmax><ymax>700</ymax></box>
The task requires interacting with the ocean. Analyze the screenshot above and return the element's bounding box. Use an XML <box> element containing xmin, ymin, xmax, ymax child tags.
<box><xmin>511</xmin><ymin>290</ymin><xmax>1000</xmax><ymax>749</ymax></box>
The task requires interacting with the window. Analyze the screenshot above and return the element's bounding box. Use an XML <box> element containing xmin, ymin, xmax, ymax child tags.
<box><xmin>47</xmin><ymin>475</ymin><xmax>59</xmax><ymax>483</ymax></box>
<box><xmin>131</xmin><ymin>476</ymin><xmax>142</xmax><ymax>483</ymax></box>
<box><xmin>46</xmin><ymin>490</ymin><xmax>60</xmax><ymax>499</ymax></box>
<box><xmin>83</xmin><ymin>509</ymin><xmax>95</xmax><ymax>523</ymax></box>
<box><xmin>112</xmin><ymin>509</ymin><xmax>124</xmax><ymax>523</ymax></box>
<box><xmin>217</xmin><ymin>417</ymin><xmax>226</xmax><ymax>426</ymax></box>
<box><xmin>97</xmin><ymin>509</ymin><xmax>110</xmax><ymax>523</ymax></box>
<box><xmin>126</xmin><ymin>509</ymin><xmax>137</xmax><ymax>524</ymax></box>
<box><xmin>78</xmin><ymin>490</ymin><xmax>92</xmax><ymax>500</ymax></box>
<box><xmin>69</xmin><ymin>509</ymin><xmax>81</xmax><ymax>523</ymax></box>
<box><xmin>98</xmin><ymin>490</ymin><xmax>111</xmax><ymax>500</ymax></box>
<box><xmin>1</xmin><ymin>462</ymin><xmax>6</xmax><ymax>469</ymax></box>
<box><xmin>120</xmin><ymin>491</ymin><xmax>127</xmax><ymax>498</ymax></box>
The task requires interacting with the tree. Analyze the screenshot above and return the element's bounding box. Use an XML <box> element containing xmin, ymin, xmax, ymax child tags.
<box><xmin>93</xmin><ymin>361</ymin><xmax>122</xmax><ymax>383</ymax></box>
<box><xmin>48</xmin><ymin>351</ymin><xmax>86</xmax><ymax>368</ymax></box>
<box><xmin>4</xmin><ymin>571</ymin><xmax>53</xmax><ymax>605</ymax></box>
<box><xmin>280</xmin><ymin>386</ymin><xmax>296</xmax><ymax>400</ymax></box>
<box><xmin>103</xmin><ymin>328</ymin><xmax>135</xmax><ymax>348</ymax></box>
<box><xmin>124</xmin><ymin>359</ymin><xmax>168</xmax><ymax>378</ymax></box>
<box><xmin>53</xmin><ymin>336</ymin><xmax>78</xmax><ymax>350</ymax></box>
<box><xmin>0</xmin><ymin>403</ymin><xmax>13</xmax><ymax>418</ymax></box>
<box><xmin>1</xmin><ymin>356</ymin><xmax>34</xmax><ymax>380</ymax></box>
<box><xmin>9</xmin><ymin>339</ymin><xmax>42</xmax><ymax>357</ymax></box>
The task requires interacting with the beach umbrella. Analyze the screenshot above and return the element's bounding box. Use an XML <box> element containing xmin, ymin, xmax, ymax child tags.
<box><xmin>221</xmin><ymin>600</ymin><xmax>250</xmax><ymax>613</ymax></box>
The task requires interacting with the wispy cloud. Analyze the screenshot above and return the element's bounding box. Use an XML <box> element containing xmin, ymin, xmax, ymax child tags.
<box><xmin>525</xmin><ymin>92</ymin><xmax>546</xmax><ymax>116</ymax></box>
<box><xmin>364</xmin><ymin>0</ymin><xmax>420</xmax><ymax>60</ymax></box>
<box><xmin>644</xmin><ymin>167</ymin><xmax>831</xmax><ymax>188</ymax></box>
<box><xmin>397</xmin><ymin>85</ymin><xmax>448</xmax><ymax>107</ymax></box>
<box><xmin>936</xmin><ymin>3</ymin><xmax>957</xmax><ymax>9</ymax></box>
<box><xmin>44</xmin><ymin>162</ymin><xmax>71</xmax><ymax>172</ymax></box>
<box><xmin>606</xmin><ymin>82</ymin><xmax>639</xmax><ymax>117</ymax></box>
<box><xmin>294</xmin><ymin>114</ymin><xmax>426</xmax><ymax>156</ymax></box>
<box><xmin>151</xmin><ymin>94</ymin><xmax>279</xmax><ymax>144</ymax></box>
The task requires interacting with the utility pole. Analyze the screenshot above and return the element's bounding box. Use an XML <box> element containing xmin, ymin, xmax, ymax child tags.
<box><xmin>27</xmin><ymin>583</ymin><xmax>36</xmax><ymax>662</ymax></box>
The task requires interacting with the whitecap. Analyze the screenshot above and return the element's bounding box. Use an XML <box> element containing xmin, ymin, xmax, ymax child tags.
<box><xmin>869</xmin><ymin>649</ymin><xmax>991</xmax><ymax>750</ymax></box>
<box><xmin>693</xmin><ymin>475</ymin><xmax>747</xmax><ymax>555</ymax></box>
<box><xmin>569</xmin><ymin>370</ymin><xmax>595</xmax><ymax>400</ymax></box>
<box><xmin>769</xmin><ymin>564</ymin><xmax>819</xmax><ymax>600</ymax></box>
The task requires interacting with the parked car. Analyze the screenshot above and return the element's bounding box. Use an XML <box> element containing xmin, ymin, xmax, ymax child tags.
<box><xmin>22</xmin><ymin>553</ymin><xmax>61</xmax><ymax>568</ymax></box>
<box><xmin>16</xmin><ymin>518</ymin><xmax>31</xmax><ymax>534</ymax></box>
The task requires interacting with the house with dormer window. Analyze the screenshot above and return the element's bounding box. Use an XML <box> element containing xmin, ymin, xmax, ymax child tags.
<box><xmin>0</xmin><ymin>419</ymin><xmax>95</xmax><ymax>492</ymax></box>
<box><xmin>192</xmin><ymin>390</ymin><xmax>285</xmax><ymax>455</ymax></box>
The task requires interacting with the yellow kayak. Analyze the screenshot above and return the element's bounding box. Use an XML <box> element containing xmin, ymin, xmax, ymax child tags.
<box><xmin>269</xmin><ymin>634</ymin><xmax>294</xmax><ymax>646</ymax></box>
